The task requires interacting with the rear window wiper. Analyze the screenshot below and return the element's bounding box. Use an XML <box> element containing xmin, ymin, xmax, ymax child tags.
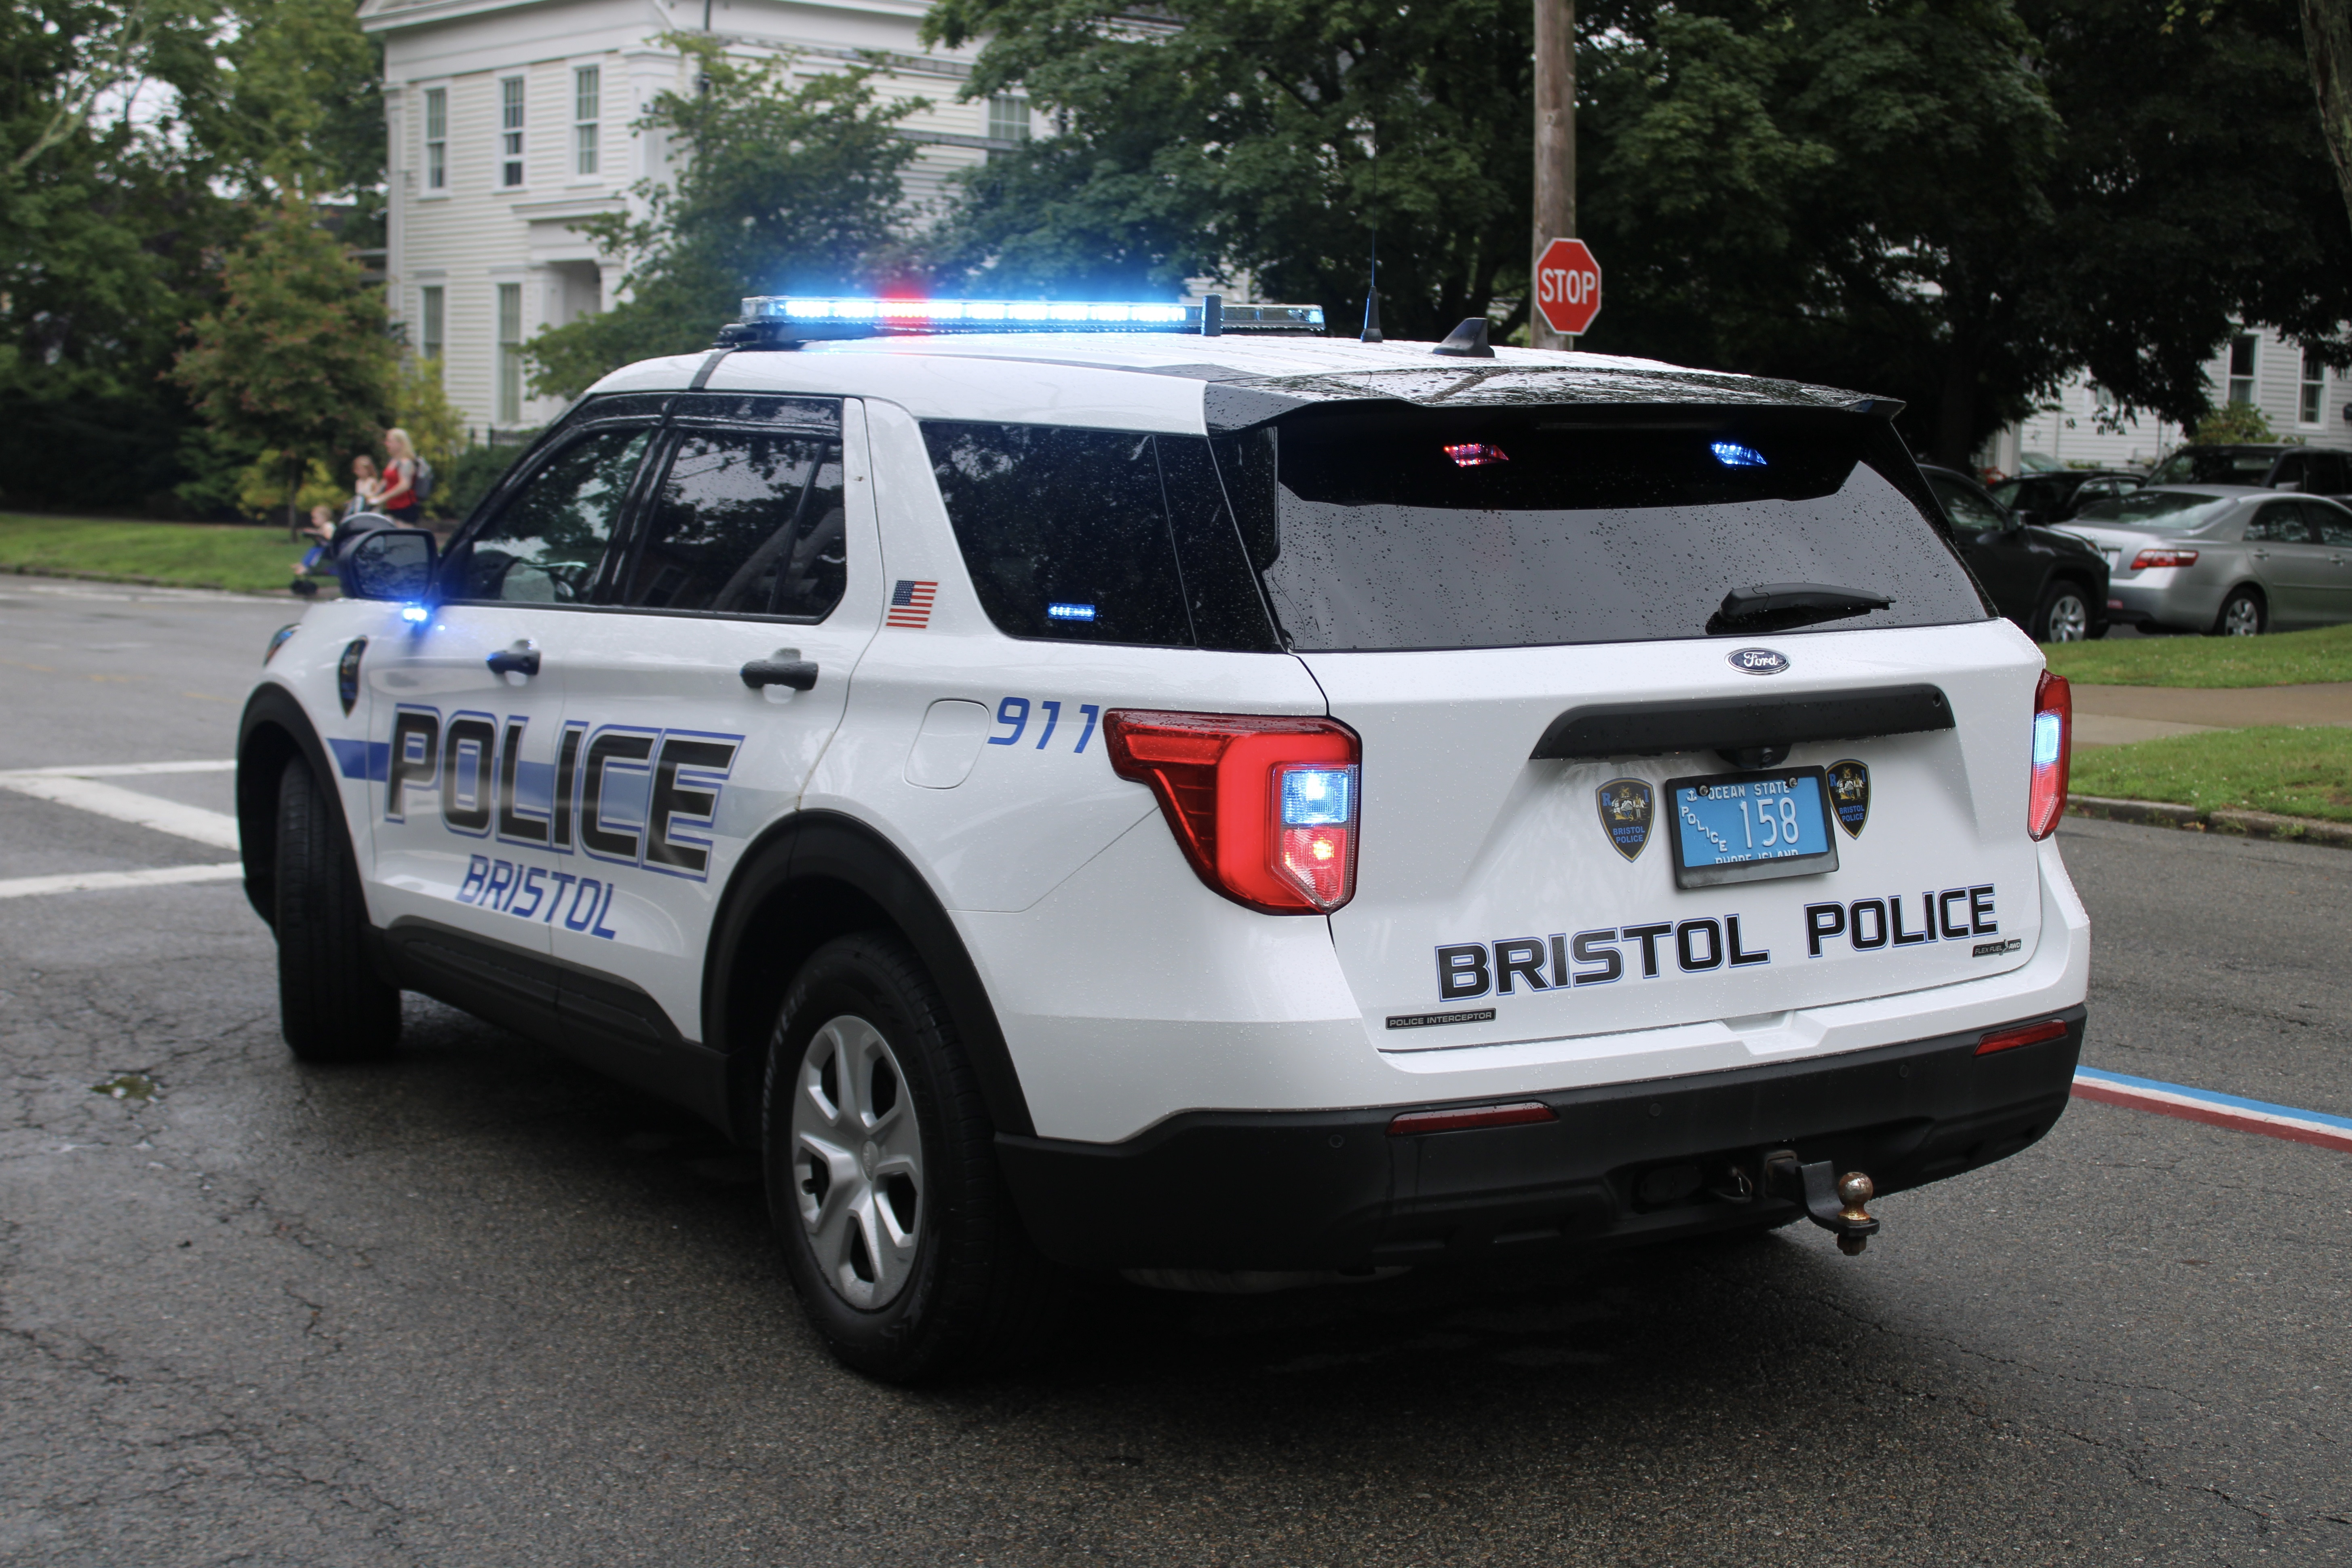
<box><xmin>1707</xmin><ymin>582</ymin><xmax>1892</xmax><ymax>635</ymax></box>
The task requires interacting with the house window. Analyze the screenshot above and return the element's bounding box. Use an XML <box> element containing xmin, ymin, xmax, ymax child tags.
<box><xmin>2091</xmin><ymin>384</ymin><xmax>2116</xmax><ymax>413</ymax></box>
<box><xmin>2226</xmin><ymin>333</ymin><xmax>2256</xmax><ymax>407</ymax></box>
<box><xmin>500</xmin><ymin>77</ymin><xmax>525</xmax><ymax>188</ymax></box>
<box><xmin>987</xmin><ymin>94</ymin><xmax>1031</xmax><ymax>144</ymax></box>
<box><xmin>2301</xmin><ymin>347</ymin><xmax>2327</xmax><ymax>426</ymax></box>
<box><xmin>497</xmin><ymin>283</ymin><xmax>523</xmax><ymax>424</ymax></box>
<box><xmin>424</xmin><ymin>87</ymin><xmax>447</xmax><ymax>191</ymax></box>
<box><xmin>420</xmin><ymin>286</ymin><xmax>444</xmax><ymax>369</ymax></box>
<box><xmin>574</xmin><ymin>66</ymin><xmax>600</xmax><ymax>177</ymax></box>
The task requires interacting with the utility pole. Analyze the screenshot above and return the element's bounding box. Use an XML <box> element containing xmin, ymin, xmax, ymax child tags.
<box><xmin>1530</xmin><ymin>0</ymin><xmax>1576</xmax><ymax>351</ymax></box>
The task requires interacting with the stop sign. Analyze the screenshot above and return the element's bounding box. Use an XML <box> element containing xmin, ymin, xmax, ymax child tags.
<box><xmin>1534</xmin><ymin>237</ymin><xmax>1601</xmax><ymax>336</ymax></box>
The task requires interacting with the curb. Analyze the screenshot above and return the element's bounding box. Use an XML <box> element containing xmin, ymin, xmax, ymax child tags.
<box><xmin>2069</xmin><ymin>795</ymin><xmax>2352</xmax><ymax>850</ymax></box>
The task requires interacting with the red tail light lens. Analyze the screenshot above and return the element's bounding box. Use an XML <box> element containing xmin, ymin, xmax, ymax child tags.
<box><xmin>1976</xmin><ymin>1018</ymin><xmax>2070</xmax><ymax>1055</ymax></box>
<box><xmin>2129</xmin><ymin>547</ymin><xmax>2197</xmax><ymax>570</ymax></box>
<box><xmin>1103</xmin><ymin>711</ymin><xmax>1360</xmax><ymax>913</ymax></box>
<box><xmin>1388</xmin><ymin>1101</ymin><xmax>1557</xmax><ymax>1135</ymax></box>
<box><xmin>2029</xmin><ymin>669</ymin><xmax>2071</xmax><ymax>840</ymax></box>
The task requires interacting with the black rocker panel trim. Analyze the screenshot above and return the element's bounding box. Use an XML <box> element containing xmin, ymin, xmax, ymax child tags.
<box><xmin>380</xmin><ymin>918</ymin><xmax>730</xmax><ymax>1125</ymax></box>
<box><xmin>703</xmin><ymin>810</ymin><xmax>1035</xmax><ymax>1141</ymax></box>
<box><xmin>996</xmin><ymin>1007</ymin><xmax>2083</xmax><ymax>1272</ymax></box>
<box><xmin>1532</xmin><ymin>683</ymin><xmax>1954</xmax><ymax>760</ymax></box>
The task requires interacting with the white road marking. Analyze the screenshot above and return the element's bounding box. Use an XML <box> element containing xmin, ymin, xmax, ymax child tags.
<box><xmin>0</xmin><ymin>863</ymin><xmax>243</xmax><ymax>900</ymax></box>
<box><xmin>0</xmin><ymin>772</ymin><xmax>240</xmax><ymax>849</ymax></box>
<box><xmin>0</xmin><ymin>760</ymin><xmax>236</xmax><ymax>779</ymax></box>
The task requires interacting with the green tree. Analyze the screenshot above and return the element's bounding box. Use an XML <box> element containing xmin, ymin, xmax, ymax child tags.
<box><xmin>923</xmin><ymin>0</ymin><xmax>1534</xmax><ymax>338</ymax></box>
<box><xmin>171</xmin><ymin>193</ymin><xmax>397</xmax><ymax>530</ymax></box>
<box><xmin>928</xmin><ymin>0</ymin><xmax>2352</xmax><ymax>465</ymax></box>
<box><xmin>524</xmin><ymin>35</ymin><xmax>924</xmax><ymax>399</ymax></box>
<box><xmin>2301</xmin><ymin>0</ymin><xmax>2352</xmax><ymax>235</ymax></box>
<box><xmin>1</xmin><ymin>0</ymin><xmax>388</xmax><ymax>514</ymax></box>
<box><xmin>0</xmin><ymin>0</ymin><xmax>237</xmax><ymax>511</ymax></box>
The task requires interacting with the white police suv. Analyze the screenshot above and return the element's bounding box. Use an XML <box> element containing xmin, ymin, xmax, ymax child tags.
<box><xmin>239</xmin><ymin>297</ymin><xmax>2089</xmax><ymax>1380</ymax></box>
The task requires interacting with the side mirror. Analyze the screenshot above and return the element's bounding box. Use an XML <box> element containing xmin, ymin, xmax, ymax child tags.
<box><xmin>341</xmin><ymin>527</ymin><xmax>438</xmax><ymax>604</ymax></box>
<box><xmin>2012</xmin><ymin>509</ymin><xmax>2041</xmax><ymax>528</ymax></box>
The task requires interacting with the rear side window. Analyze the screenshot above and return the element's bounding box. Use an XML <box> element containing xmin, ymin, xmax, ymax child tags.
<box><xmin>1213</xmin><ymin>413</ymin><xmax>1988</xmax><ymax>652</ymax></box>
<box><xmin>922</xmin><ymin>422</ymin><xmax>1276</xmax><ymax>649</ymax></box>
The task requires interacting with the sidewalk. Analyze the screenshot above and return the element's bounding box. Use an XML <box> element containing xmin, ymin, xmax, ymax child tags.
<box><xmin>2071</xmin><ymin>681</ymin><xmax>2352</xmax><ymax>747</ymax></box>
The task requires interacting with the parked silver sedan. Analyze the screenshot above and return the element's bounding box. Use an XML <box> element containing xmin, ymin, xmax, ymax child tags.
<box><xmin>2058</xmin><ymin>485</ymin><xmax>2352</xmax><ymax>635</ymax></box>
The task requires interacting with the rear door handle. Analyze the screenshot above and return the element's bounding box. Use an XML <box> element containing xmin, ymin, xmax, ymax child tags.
<box><xmin>2249</xmin><ymin>550</ymin><xmax>2271</xmax><ymax>560</ymax></box>
<box><xmin>741</xmin><ymin>658</ymin><xmax>818</xmax><ymax>691</ymax></box>
<box><xmin>486</xmin><ymin>646</ymin><xmax>541</xmax><ymax>677</ymax></box>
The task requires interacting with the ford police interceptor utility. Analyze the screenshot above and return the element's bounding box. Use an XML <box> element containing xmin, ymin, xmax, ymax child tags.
<box><xmin>238</xmin><ymin>296</ymin><xmax>2089</xmax><ymax>1381</ymax></box>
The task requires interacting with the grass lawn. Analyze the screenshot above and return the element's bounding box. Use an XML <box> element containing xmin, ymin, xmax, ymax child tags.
<box><xmin>0</xmin><ymin>512</ymin><xmax>319</xmax><ymax>597</ymax></box>
<box><xmin>2071</xmin><ymin>725</ymin><xmax>2352</xmax><ymax>823</ymax></box>
<box><xmin>2043</xmin><ymin>623</ymin><xmax>2352</xmax><ymax>688</ymax></box>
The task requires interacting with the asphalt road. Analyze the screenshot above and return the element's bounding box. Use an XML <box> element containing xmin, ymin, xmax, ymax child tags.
<box><xmin>2</xmin><ymin>577</ymin><xmax>2347</xmax><ymax>1566</ymax></box>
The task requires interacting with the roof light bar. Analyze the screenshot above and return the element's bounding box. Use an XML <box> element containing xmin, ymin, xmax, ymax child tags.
<box><xmin>717</xmin><ymin>295</ymin><xmax>1326</xmax><ymax>350</ymax></box>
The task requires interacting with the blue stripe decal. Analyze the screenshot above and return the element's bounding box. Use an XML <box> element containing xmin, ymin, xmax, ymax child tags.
<box><xmin>328</xmin><ymin>738</ymin><xmax>372</xmax><ymax>780</ymax></box>
<box><xmin>2074</xmin><ymin>1066</ymin><xmax>2352</xmax><ymax>1133</ymax></box>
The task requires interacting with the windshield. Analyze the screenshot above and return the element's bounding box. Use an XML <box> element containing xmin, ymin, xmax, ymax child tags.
<box><xmin>1212</xmin><ymin>411</ymin><xmax>1989</xmax><ymax>652</ymax></box>
<box><xmin>2150</xmin><ymin>448</ymin><xmax>2277</xmax><ymax>484</ymax></box>
<box><xmin>2072</xmin><ymin>490</ymin><xmax>2232</xmax><ymax>530</ymax></box>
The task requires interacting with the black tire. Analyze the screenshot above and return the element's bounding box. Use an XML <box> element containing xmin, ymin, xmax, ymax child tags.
<box><xmin>762</xmin><ymin>932</ymin><xmax>1067</xmax><ymax>1382</ymax></box>
<box><xmin>273</xmin><ymin>754</ymin><xmax>401</xmax><ymax>1061</ymax></box>
<box><xmin>2029</xmin><ymin>579</ymin><xmax>2093</xmax><ymax>643</ymax></box>
<box><xmin>2209</xmin><ymin>586</ymin><xmax>2266</xmax><ymax>637</ymax></box>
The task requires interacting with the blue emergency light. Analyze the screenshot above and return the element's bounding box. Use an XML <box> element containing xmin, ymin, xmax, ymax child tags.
<box><xmin>717</xmin><ymin>294</ymin><xmax>1325</xmax><ymax>350</ymax></box>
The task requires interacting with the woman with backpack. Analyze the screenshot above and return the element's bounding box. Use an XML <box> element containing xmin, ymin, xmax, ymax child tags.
<box><xmin>377</xmin><ymin>428</ymin><xmax>425</xmax><ymax>523</ymax></box>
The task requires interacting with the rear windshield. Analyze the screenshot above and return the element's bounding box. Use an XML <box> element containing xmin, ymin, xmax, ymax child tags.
<box><xmin>1218</xmin><ymin>412</ymin><xmax>1987</xmax><ymax>652</ymax></box>
<box><xmin>2149</xmin><ymin>448</ymin><xmax>2278</xmax><ymax>484</ymax></box>
<box><xmin>2073</xmin><ymin>490</ymin><xmax>2231</xmax><ymax>530</ymax></box>
<box><xmin>921</xmin><ymin>409</ymin><xmax>1988</xmax><ymax>654</ymax></box>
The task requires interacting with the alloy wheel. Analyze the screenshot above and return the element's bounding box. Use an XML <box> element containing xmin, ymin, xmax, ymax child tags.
<box><xmin>2222</xmin><ymin>595</ymin><xmax>2262</xmax><ymax>636</ymax></box>
<box><xmin>2046</xmin><ymin>593</ymin><xmax>2089</xmax><ymax>642</ymax></box>
<box><xmin>790</xmin><ymin>1015</ymin><xmax>924</xmax><ymax>1309</ymax></box>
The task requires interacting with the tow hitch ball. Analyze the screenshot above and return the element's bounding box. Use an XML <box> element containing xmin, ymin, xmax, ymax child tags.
<box><xmin>1762</xmin><ymin>1150</ymin><xmax>1880</xmax><ymax>1256</ymax></box>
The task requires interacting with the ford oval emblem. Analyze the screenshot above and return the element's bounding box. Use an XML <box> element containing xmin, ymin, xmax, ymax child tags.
<box><xmin>1728</xmin><ymin>647</ymin><xmax>1790</xmax><ymax>675</ymax></box>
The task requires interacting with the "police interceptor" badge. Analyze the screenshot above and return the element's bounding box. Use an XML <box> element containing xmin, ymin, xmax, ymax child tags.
<box><xmin>1827</xmin><ymin>758</ymin><xmax>1870</xmax><ymax>838</ymax></box>
<box><xmin>1596</xmin><ymin>778</ymin><xmax>1654</xmax><ymax>861</ymax></box>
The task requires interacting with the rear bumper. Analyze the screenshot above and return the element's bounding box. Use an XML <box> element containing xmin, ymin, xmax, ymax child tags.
<box><xmin>997</xmin><ymin>1007</ymin><xmax>2084</xmax><ymax>1271</ymax></box>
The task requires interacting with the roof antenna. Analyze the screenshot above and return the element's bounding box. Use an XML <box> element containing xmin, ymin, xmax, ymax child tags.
<box><xmin>1360</xmin><ymin>146</ymin><xmax>1382</xmax><ymax>344</ymax></box>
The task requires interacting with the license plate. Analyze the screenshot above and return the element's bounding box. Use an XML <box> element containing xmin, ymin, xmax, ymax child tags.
<box><xmin>1663</xmin><ymin>767</ymin><xmax>1840</xmax><ymax>889</ymax></box>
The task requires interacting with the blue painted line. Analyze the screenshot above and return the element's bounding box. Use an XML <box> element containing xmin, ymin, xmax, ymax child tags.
<box><xmin>2074</xmin><ymin>1066</ymin><xmax>2352</xmax><ymax>1134</ymax></box>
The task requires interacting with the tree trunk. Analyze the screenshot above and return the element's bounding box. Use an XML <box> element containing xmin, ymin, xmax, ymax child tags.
<box><xmin>1530</xmin><ymin>0</ymin><xmax>1576</xmax><ymax>350</ymax></box>
<box><xmin>2300</xmin><ymin>0</ymin><xmax>2352</xmax><ymax>239</ymax></box>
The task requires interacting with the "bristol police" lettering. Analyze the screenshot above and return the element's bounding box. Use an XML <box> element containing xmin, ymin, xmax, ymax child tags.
<box><xmin>1436</xmin><ymin>915</ymin><xmax>1770</xmax><ymax>1001</ymax></box>
<box><xmin>1803</xmin><ymin>886</ymin><xmax>1994</xmax><ymax>957</ymax></box>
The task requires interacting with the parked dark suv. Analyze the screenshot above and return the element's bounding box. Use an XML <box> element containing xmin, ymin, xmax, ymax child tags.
<box><xmin>2149</xmin><ymin>444</ymin><xmax>2352</xmax><ymax>499</ymax></box>
<box><xmin>1990</xmin><ymin>469</ymin><xmax>2142</xmax><ymax>523</ymax></box>
<box><xmin>1920</xmin><ymin>465</ymin><xmax>2112</xmax><ymax>641</ymax></box>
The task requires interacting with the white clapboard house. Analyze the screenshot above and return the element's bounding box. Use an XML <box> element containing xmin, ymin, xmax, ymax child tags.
<box><xmin>359</xmin><ymin>0</ymin><xmax>1026</xmax><ymax>436</ymax></box>
<box><xmin>1981</xmin><ymin>325</ymin><xmax>2352</xmax><ymax>476</ymax></box>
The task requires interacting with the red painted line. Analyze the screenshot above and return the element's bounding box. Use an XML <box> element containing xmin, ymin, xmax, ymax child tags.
<box><xmin>2071</xmin><ymin>1079</ymin><xmax>2352</xmax><ymax>1154</ymax></box>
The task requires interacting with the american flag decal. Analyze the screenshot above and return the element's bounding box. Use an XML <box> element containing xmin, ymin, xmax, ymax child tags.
<box><xmin>887</xmin><ymin>579</ymin><xmax>938</xmax><ymax>629</ymax></box>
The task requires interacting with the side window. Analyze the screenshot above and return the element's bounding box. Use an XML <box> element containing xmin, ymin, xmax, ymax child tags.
<box><xmin>451</xmin><ymin>426</ymin><xmax>652</xmax><ymax>602</ymax></box>
<box><xmin>922</xmin><ymin>422</ymin><xmax>1194</xmax><ymax>646</ymax></box>
<box><xmin>1927</xmin><ymin>473</ymin><xmax>2006</xmax><ymax>533</ymax></box>
<box><xmin>620</xmin><ymin>430</ymin><xmax>848</xmax><ymax>618</ymax></box>
<box><xmin>2270</xmin><ymin>453</ymin><xmax>2304</xmax><ymax>490</ymax></box>
<box><xmin>2301</xmin><ymin>501</ymin><xmax>2352</xmax><ymax>547</ymax></box>
<box><xmin>2310</xmin><ymin>453</ymin><xmax>2349</xmax><ymax>494</ymax></box>
<box><xmin>2244</xmin><ymin>503</ymin><xmax>2312</xmax><ymax>544</ymax></box>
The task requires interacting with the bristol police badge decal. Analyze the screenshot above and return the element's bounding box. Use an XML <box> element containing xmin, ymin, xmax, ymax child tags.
<box><xmin>1827</xmin><ymin>759</ymin><xmax>1870</xmax><ymax>838</ymax></box>
<box><xmin>1596</xmin><ymin>778</ymin><xmax>1655</xmax><ymax>862</ymax></box>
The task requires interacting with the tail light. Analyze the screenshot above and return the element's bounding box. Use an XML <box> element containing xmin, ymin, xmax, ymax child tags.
<box><xmin>2029</xmin><ymin>669</ymin><xmax>2070</xmax><ymax>840</ymax></box>
<box><xmin>2129</xmin><ymin>547</ymin><xmax>2197</xmax><ymax>569</ymax></box>
<box><xmin>1102</xmin><ymin>711</ymin><xmax>1360</xmax><ymax>913</ymax></box>
<box><xmin>1976</xmin><ymin>1018</ymin><xmax>2070</xmax><ymax>1056</ymax></box>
